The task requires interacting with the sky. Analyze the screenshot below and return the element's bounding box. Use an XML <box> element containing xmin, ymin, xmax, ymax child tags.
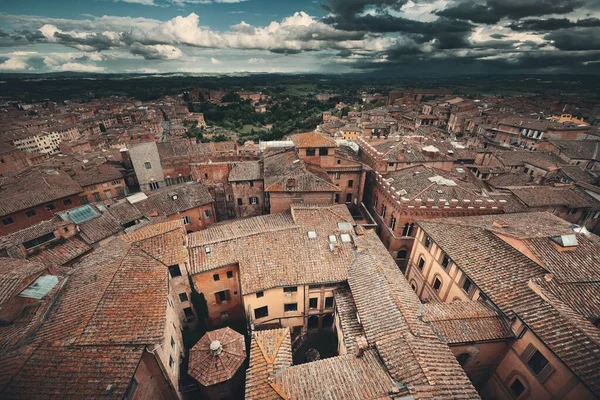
<box><xmin>0</xmin><ymin>0</ymin><xmax>599</xmax><ymax>75</ymax></box>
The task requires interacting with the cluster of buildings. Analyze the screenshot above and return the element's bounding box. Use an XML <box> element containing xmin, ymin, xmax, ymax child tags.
<box><xmin>0</xmin><ymin>87</ymin><xmax>599</xmax><ymax>400</ymax></box>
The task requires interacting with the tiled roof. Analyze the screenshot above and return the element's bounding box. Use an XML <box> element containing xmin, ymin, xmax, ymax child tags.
<box><xmin>548</xmin><ymin>140</ymin><xmax>600</xmax><ymax>160</ymax></box>
<box><xmin>382</xmin><ymin>164</ymin><xmax>489</xmax><ymax>203</ymax></box>
<box><xmin>493</xmin><ymin>150</ymin><xmax>565</xmax><ymax>170</ymax></box>
<box><xmin>229</xmin><ymin>161</ymin><xmax>263</xmax><ymax>182</ymax></box>
<box><xmin>290</xmin><ymin>132</ymin><xmax>337</xmax><ymax>148</ymax></box>
<box><xmin>188</xmin><ymin>206</ymin><xmax>356</xmax><ymax>295</ymax></box>
<box><xmin>0</xmin><ymin>169</ymin><xmax>82</xmax><ymax>216</ymax></box>
<box><xmin>0</xmin><ymin>217</ymin><xmax>68</xmax><ymax>250</ymax></box>
<box><xmin>70</xmin><ymin>163</ymin><xmax>123</xmax><ymax>187</ymax></box>
<box><xmin>28</xmin><ymin>236</ymin><xmax>91</xmax><ymax>267</ymax></box>
<box><xmin>531</xmin><ymin>278</ymin><xmax>600</xmax><ymax>319</ymax></box>
<box><xmin>509</xmin><ymin>186</ymin><xmax>592</xmax><ymax>209</ymax></box>
<box><xmin>372</xmin><ymin>141</ymin><xmax>452</xmax><ymax>163</ymax></box>
<box><xmin>263</xmin><ymin>148</ymin><xmax>339</xmax><ymax>193</ymax></box>
<box><xmin>333</xmin><ymin>288</ymin><xmax>365</xmax><ymax>351</ymax></box>
<box><xmin>77</xmin><ymin>212</ymin><xmax>123</xmax><ymax>244</ymax></box>
<box><xmin>134</xmin><ymin>182</ymin><xmax>213</xmax><ymax>217</ymax></box>
<box><xmin>553</xmin><ymin>166</ymin><xmax>598</xmax><ymax>184</ymax></box>
<box><xmin>275</xmin><ymin>349</ymin><xmax>396</xmax><ymax>400</ymax></box>
<box><xmin>0</xmin><ymin>344</ymin><xmax>145</xmax><ymax>400</ymax></box>
<box><xmin>245</xmin><ymin>328</ymin><xmax>293</xmax><ymax>400</ymax></box>
<box><xmin>349</xmin><ymin>232</ymin><xmax>479</xmax><ymax>399</ymax></box>
<box><xmin>417</xmin><ymin>215</ymin><xmax>548</xmax><ymax>316</ymax></box>
<box><xmin>76</xmin><ymin>245</ymin><xmax>167</xmax><ymax>345</ymax></box>
<box><xmin>104</xmin><ymin>201</ymin><xmax>143</xmax><ymax>225</ymax></box>
<box><xmin>486</xmin><ymin>172</ymin><xmax>535</xmax><ymax>189</ymax></box>
<box><xmin>124</xmin><ymin>219</ymin><xmax>185</xmax><ymax>243</ymax></box>
<box><xmin>131</xmin><ymin>222</ymin><xmax>188</xmax><ymax>267</ymax></box>
<box><xmin>422</xmin><ymin>301</ymin><xmax>514</xmax><ymax>344</ymax></box>
<box><xmin>189</xmin><ymin>327</ymin><xmax>246</xmax><ymax>387</ymax></box>
<box><xmin>514</xmin><ymin>288</ymin><xmax>600</xmax><ymax>397</ymax></box>
<box><xmin>0</xmin><ymin>258</ymin><xmax>47</xmax><ymax>307</ymax></box>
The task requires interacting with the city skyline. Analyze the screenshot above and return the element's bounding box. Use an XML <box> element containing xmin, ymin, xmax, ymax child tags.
<box><xmin>0</xmin><ymin>0</ymin><xmax>599</xmax><ymax>75</ymax></box>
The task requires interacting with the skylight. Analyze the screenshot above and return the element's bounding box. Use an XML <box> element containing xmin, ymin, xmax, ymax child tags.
<box><xmin>337</xmin><ymin>222</ymin><xmax>353</xmax><ymax>231</ymax></box>
<box><xmin>328</xmin><ymin>235</ymin><xmax>337</xmax><ymax>244</ymax></box>
<box><xmin>19</xmin><ymin>275</ymin><xmax>59</xmax><ymax>299</ymax></box>
<box><xmin>307</xmin><ymin>230</ymin><xmax>317</xmax><ymax>239</ymax></box>
<box><xmin>340</xmin><ymin>234</ymin><xmax>352</xmax><ymax>243</ymax></box>
<box><xmin>58</xmin><ymin>205</ymin><xmax>100</xmax><ymax>224</ymax></box>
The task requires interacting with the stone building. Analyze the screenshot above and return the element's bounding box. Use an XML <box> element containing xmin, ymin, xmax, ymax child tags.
<box><xmin>405</xmin><ymin>212</ymin><xmax>600</xmax><ymax>399</ymax></box>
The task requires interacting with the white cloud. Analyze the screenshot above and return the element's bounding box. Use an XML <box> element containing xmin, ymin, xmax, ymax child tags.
<box><xmin>53</xmin><ymin>62</ymin><xmax>105</xmax><ymax>72</ymax></box>
<box><xmin>248</xmin><ymin>57</ymin><xmax>265</xmax><ymax>64</ymax></box>
<box><xmin>211</xmin><ymin>57</ymin><xmax>221</xmax><ymax>64</ymax></box>
<box><xmin>130</xmin><ymin>43</ymin><xmax>183</xmax><ymax>59</ymax></box>
<box><xmin>8</xmin><ymin>51</ymin><xmax>39</xmax><ymax>56</ymax></box>
<box><xmin>116</xmin><ymin>0</ymin><xmax>157</xmax><ymax>6</ymax></box>
<box><xmin>0</xmin><ymin>57</ymin><xmax>30</xmax><ymax>71</ymax></box>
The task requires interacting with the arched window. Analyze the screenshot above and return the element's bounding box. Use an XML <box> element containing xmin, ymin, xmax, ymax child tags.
<box><xmin>433</xmin><ymin>276</ymin><xmax>442</xmax><ymax>293</ymax></box>
<box><xmin>396</xmin><ymin>249</ymin><xmax>408</xmax><ymax>261</ymax></box>
<box><xmin>456</xmin><ymin>352</ymin><xmax>470</xmax><ymax>367</ymax></box>
<box><xmin>390</xmin><ymin>216</ymin><xmax>396</xmax><ymax>231</ymax></box>
<box><xmin>402</xmin><ymin>223</ymin><xmax>410</xmax><ymax>236</ymax></box>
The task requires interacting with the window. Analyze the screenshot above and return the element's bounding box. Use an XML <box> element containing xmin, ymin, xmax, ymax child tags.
<box><xmin>2</xmin><ymin>217</ymin><xmax>14</xmax><ymax>225</ymax></box>
<box><xmin>442</xmin><ymin>254</ymin><xmax>450</xmax><ymax>269</ymax></box>
<box><xmin>249</xmin><ymin>181</ymin><xmax>254</xmax><ymax>188</ymax></box>
<box><xmin>418</xmin><ymin>257</ymin><xmax>425</xmax><ymax>270</ymax></box>
<box><xmin>168</xmin><ymin>265</ymin><xmax>182</xmax><ymax>278</ymax></box>
<box><xmin>169</xmin><ymin>355</ymin><xmax>174</xmax><ymax>369</ymax></box>
<box><xmin>325</xmin><ymin>296</ymin><xmax>334</xmax><ymax>308</ymax></box>
<box><xmin>249</xmin><ymin>197</ymin><xmax>259</xmax><ymax>205</ymax></box>
<box><xmin>527</xmin><ymin>350</ymin><xmax>549</xmax><ymax>375</ymax></box>
<box><xmin>177</xmin><ymin>176</ymin><xmax>185</xmax><ymax>184</ymax></box>
<box><xmin>319</xmin><ymin>148</ymin><xmax>329</xmax><ymax>156</ymax></box>
<box><xmin>283</xmin><ymin>286</ymin><xmax>297</xmax><ymax>293</ymax></box>
<box><xmin>433</xmin><ymin>277</ymin><xmax>442</xmax><ymax>292</ymax></box>
<box><xmin>396</xmin><ymin>250</ymin><xmax>407</xmax><ymax>261</ymax></box>
<box><xmin>116</xmin><ymin>187</ymin><xmax>125</xmax><ymax>197</ymax></box>
<box><xmin>203</xmin><ymin>209</ymin><xmax>213</xmax><ymax>219</ymax></box>
<box><xmin>306</xmin><ymin>148</ymin><xmax>316</xmax><ymax>156</ymax></box>
<box><xmin>237</xmin><ymin>198</ymin><xmax>243</xmax><ymax>205</ymax></box>
<box><xmin>309</xmin><ymin>298</ymin><xmax>318</xmax><ymax>309</ymax></box>
<box><xmin>227</xmin><ymin>271</ymin><xmax>233</xmax><ymax>279</ymax></box>
<box><xmin>221</xmin><ymin>311</ymin><xmax>229</xmax><ymax>319</ymax></box>
<box><xmin>567</xmin><ymin>208</ymin><xmax>577</xmax><ymax>215</ymax></box>
<box><xmin>165</xmin><ymin>177</ymin><xmax>174</xmax><ymax>186</ymax></box>
<box><xmin>124</xmin><ymin>379</ymin><xmax>138</xmax><ymax>400</ymax></box>
<box><xmin>390</xmin><ymin>217</ymin><xmax>396</xmax><ymax>231</ymax></box>
<box><xmin>335</xmin><ymin>194</ymin><xmax>340</xmax><ymax>203</ymax></box>
<box><xmin>82</xmin><ymin>197</ymin><xmax>89</xmax><ymax>205</ymax></box>
<box><xmin>149</xmin><ymin>182</ymin><xmax>160</xmax><ymax>190</ymax></box>
<box><xmin>215</xmin><ymin>290</ymin><xmax>230</xmax><ymax>304</ymax></box>
<box><xmin>144</xmin><ymin>162</ymin><xmax>151</xmax><ymax>169</ymax></box>
<box><xmin>254</xmin><ymin>305</ymin><xmax>268</xmax><ymax>319</ymax></box>
<box><xmin>424</xmin><ymin>235</ymin><xmax>431</xmax><ymax>248</ymax></box>
<box><xmin>112</xmin><ymin>180</ymin><xmax>121</xmax><ymax>185</ymax></box>
<box><xmin>510</xmin><ymin>378</ymin><xmax>525</xmax><ymax>398</ymax></box>
<box><xmin>284</xmin><ymin>303</ymin><xmax>298</xmax><ymax>312</ymax></box>
<box><xmin>25</xmin><ymin>209</ymin><xmax>37</xmax><ymax>218</ymax></box>
<box><xmin>183</xmin><ymin>216</ymin><xmax>192</xmax><ymax>225</ymax></box>
<box><xmin>309</xmin><ymin>284</ymin><xmax>321</xmax><ymax>290</ymax></box>
<box><xmin>256</xmin><ymin>291</ymin><xmax>264</xmax><ymax>298</ymax></box>
<box><xmin>183</xmin><ymin>307</ymin><xmax>194</xmax><ymax>318</ymax></box>
<box><xmin>335</xmin><ymin>172</ymin><xmax>341</xmax><ymax>179</ymax></box>
<box><xmin>462</xmin><ymin>277</ymin><xmax>473</xmax><ymax>294</ymax></box>
<box><xmin>204</xmin><ymin>173</ymin><xmax>209</xmax><ymax>179</ymax></box>
<box><xmin>179</xmin><ymin>293</ymin><xmax>188</xmax><ymax>302</ymax></box>
<box><xmin>213</xmin><ymin>273</ymin><xmax>220</xmax><ymax>281</ymax></box>
<box><xmin>23</xmin><ymin>232</ymin><xmax>56</xmax><ymax>250</ymax></box>
<box><xmin>171</xmin><ymin>336</ymin><xmax>175</xmax><ymax>349</ymax></box>
<box><xmin>45</xmin><ymin>203</ymin><xmax>56</xmax><ymax>211</ymax></box>
<box><xmin>93</xmin><ymin>193</ymin><xmax>101</xmax><ymax>202</ymax></box>
<box><xmin>348</xmin><ymin>179</ymin><xmax>353</xmax><ymax>188</ymax></box>
<box><xmin>346</xmin><ymin>193</ymin><xmax>352</xmax><ymax>203</ymax></box>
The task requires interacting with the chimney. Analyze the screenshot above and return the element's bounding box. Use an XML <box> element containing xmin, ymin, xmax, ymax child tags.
<box><xmin>354</xmin><ymin>335</ymin><xmax>368</xmax><ymax>358</ymax></box>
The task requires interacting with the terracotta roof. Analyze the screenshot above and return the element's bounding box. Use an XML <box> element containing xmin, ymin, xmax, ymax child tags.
<box><xmin>134</xmin><ymin>182</ymin><xmax>213</xmax><ymax>217</ymax></box>
<box><xmin>551</xmin><ymin>166</ymin><xmax>598</xmax><ymax>184</ymax></box>
<box><xmin>515</xmin><ymin>286</ymin><xmax>600</xmax><ymax>397</ymax></box>
<box><xmin>485</xmin><ymin>172</ymin><xmax>535</xmax><ymax>189</ymax></box>
<box><xmin>0</xmin><ymin>169</ymin><xmax>82</xmax><ymax>216</ymax></box>
<box><xmin>509</xmin><ymin>185</ymin><xmax>592</xmax><ymax>208</ymax></box>
<box><xmin>77</xmin><ymin>212</ymin><xmax>123</xmax><ymax>244</ymax></box>
<box><xmin>0</xmin><ymin>258</ymin><xmax>47</xmax><ymax>307</ymax></box>
<box><xmin>189</xmin><ymin>327</ymin><xmax>245</xmax><ymax>387</ymax></box>
<box><xmin>348</xmin><ymin>232</ymin><xmax>480</xmax><ymax>399</ymax></box>
<box><xmin>422</xmin><ymin>301</ymin><xmax>514</xmax><ymax>344</ymax></box>
<box><xmin>531</xmin><ymin>278</ymin><xmax>600</xmax><ymax>319</ymax></box>
<box><xmin>0</xmin><ymin>344</ymin><xmax>145</xmax><ymax>400</ymax></box>
<box><xmin>548</xmin><ymin>140</ymin><xmax>600</xmax><ymax>160</ymax></box>
<box><xmin>275</xmin><ymin>349</ymin><xmax>396</xmax><ymax>400</ymax></box>
<box><xmin>105</xmin><ymin>201</ymin><xmax>143</xmax><ymax>225</ymax></box>
<box><xmin>245</xmin><ymin>328</ymin><xmax>293</xmax><ymax>400</ymax></box>
<box><xmin>290</xmin><ymin>132</ymin><xmax>337</xmax><ymax>148</ymax></box>
<box><xmin>130</xmin><ymin>221</ymin><xmax>188</xmax><ymax>267</ymax></box>
<box><xmin>228</xmin><ymin>161</ymin><xmax>263</xmax><ymax>182</ymax></box>
<box><xmin>372</xmin><ymin>141</ymin><xmax>451</xmax><ymax>163</ymax></box>
<box><xmin>70</xmin><ymin>163</ymin><xmax>123</xmax><ymax>187</ymax></box>
<box><xmin>333</xmin><ymin>288</ymin><xmax>365</xmax><ymax>351</ymax></box>
<box><xmin>263</xmin><ymin>148</ymin><xmax>339</xmax><ymax>193</ymax></box>
<box><xmin>28</xmin><ymin>237</ymin><xmax>91</xmax><ymax>267</ymax></box>
<box><xmin>188</xmin><ymin>206</ymin><xmax>356</xmax><ymax>295</ymax></box>
<box><xmin>492</xmin><ymin>150</ymin><xmax>565</xmax><ymax>170</ymax></box>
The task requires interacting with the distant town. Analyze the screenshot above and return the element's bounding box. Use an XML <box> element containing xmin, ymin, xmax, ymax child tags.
<box><xmin>0</xmin><ymin>76</ymin><xmax>599</xmax><ymax>400</ymax></box>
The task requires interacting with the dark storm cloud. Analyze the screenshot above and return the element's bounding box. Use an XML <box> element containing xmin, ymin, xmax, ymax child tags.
<box><xmin>545</xmin><ymin>27</ymin><xmax>600</xmax><ymax>50</ymax></box>
<box><xmin>323</xmin><ymin>13</ymin><xmax>473</xmax><ymax>34</ymax></box>
<box><xmin>437</xmin><ymin>0</ymin><xmax>585</xmax><ymax>24</ymax></box>
<box><xmin>323</xmin><ymin>0</ymin><xmax>408</xmax><ymax>18</ymax></box>
<box><xmin>53</xmin><ymin>31</ymin><xmax>120</xmax><ymax>51</ymax></box>
<box><xmin>0</xmin><ymin>29</ymin><xmax>8</xmax><ymax>38</ymax></box>
<box><xmin>508</xmin><ymin>18</ymin><xmax>600</xmax><ymax>32</ymax></box>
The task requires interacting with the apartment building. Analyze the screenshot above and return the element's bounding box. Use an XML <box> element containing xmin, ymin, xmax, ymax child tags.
<box><xmin>405</xmin><ymin>212</ymin><xmax>600</xmax><ymax>399</ymax></box>
<box><xmin>71</xmin><ymin>163</ymin><xmax>127</xmax><ymax>204</ymax></box>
